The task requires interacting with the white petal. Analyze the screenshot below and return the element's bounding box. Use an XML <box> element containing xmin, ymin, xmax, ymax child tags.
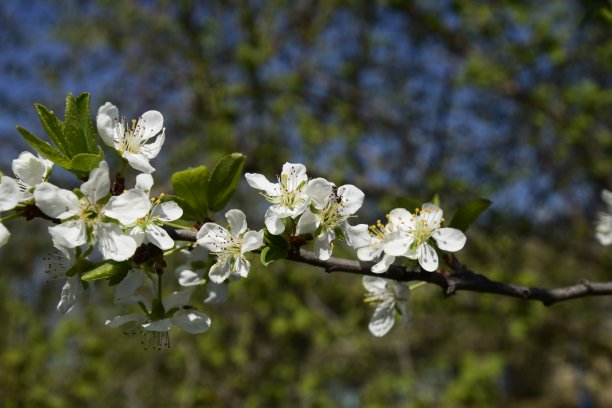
<box><xmin>421</xmin><ymin>203</ymin><xmax>443</xmax><ymax>227</ymax></box>
<box><xmin>208</xmin><ymin>259</ymin><xmax>231</xmax><ymax>283</ymax></box>
<box><xmin>197</xmin><ymin>223</ymin><xmax>231</xmax><ymax>252</ymax></box>
<box><xmin>176</xmin><ymin>265</ymin><xmax>204</xmax><ymax>287</ymax></box>
<box><xmin>140</xmin><ymin>130</ymin><xmax>165</xmax><ymax>160</ymax></box>
<box><xmin>33</xmin><ymin>182</ymin><xmax>80</xmax><ymax>219</ymax></box>
<box><xmin>305</xmin><ymin>178</ymin><xmax>334</xmax><ymax>208</ymax></box>
<box><xmin>48</xmin><ymin>221</ymin><xmax>88</xmax><ymax>251</ymax></box>
<box><xmin>417</xmin><ymin>243</ymin><xmax>439</xmax><ymax>272</ymax></box>
<box><xmin>0</xmin><ymin>223</ymin><xmax>10</xmax><ymax>247</ymax></box>
<box><xmin>114</xmin><ymin>270</ymin><xmax>146</xmax><ymax>305</ymax></box>
<box><xmin>371</xmin><ymin>254</ymin><xmax>396</xmax><ymax>273</ymax></box>
<box><xmin>295</xmin><ymin>208</ymin><xmax>319</xmax><ymax>235</ymax></box>
<box><xmin>233</xmin><ymin>257</ymin><xmax>250</xmax><ymax>278</ymax></box>
<box><xmin>314</xmin><ymin>230</ymin><xmax>335</xmax><ymax>260</ymax></box>
<box><xmin>104</xmin><ymin>190</ymin><xmax>151</xmax><ymax>225</ymax></box>
<box><xmin>105</xmin><ymin>313</ymin><xmax>144</xmax><ymax>328</ymax></box>
<box><xmin>337</xmin><ymin>184</ymin><xmax>365</xmax><ymax>216</ymax></box>
<box><xmin>382</xmin><ymin>231</ymin><xmax>414</xmax><ymax>256</ymax></box>
<box><xmin>204</xmin><ymin>282</ymin><xmax>229</xmax><ymax>304</ymax></box>
<box><xmin>0</xmin><ymin>176</ymin><xmax>23</xmax><ymax>211</ymax></box>
<box><xmin>172</xmin><ymin>310</ymin><xmax>211</xmax><ymax>334</ymax></box>
<box><xmin>357</xmin><ymin>244</ymin><xmax>380</xmax><ymax>261</ymax></box>
<box><xmin>96</xmin><ymin>223</ymin><xmax>137</xmax><ymax>261</ymax></box>
<box><xmin>225</xmin><ymin>209</ymin><xmax>247</xmax><ymax>235</ymax></box>
<box><xmin>264</xmin><ymin>207</ymin><xmax>285</xmax><ymax>234</ymax></box>
<box><xmin>281</xmin><ymin>162</ymin><xmax>308</xmax><ymax>191</ymax></box>
<box><xmin>151</xmin><ymin>201</ymin><xmax>182</xmax><ymax>221</ymax></box>
<box><xmin>138</xmin><ymin>110</ymin><xmax>164</xmax><ymax>140</ymax></box>
<box><xmin>80</xmin><ymin>161</ymin><xmax>111</xmax><ymax>203</ymax></box>
<box><xmin>135</xmin><ymin>173</ymin><xmax>154</xmax><ymax>195</ymax></box>
<box><xmin>602</xmin><ymin>189</ymin><xmax>612</xmax><ymax>208</ymax></box>
<box><xmin>57</xmin><ymin>275</ymin><xmax>83</xmax><ymax>314</ymax></box>
<box><xmin>387</xmin><ymin>208</ymin><xmax>414</xmax><ymax>231</ymax></box>
<box><xmin>244</xmin><ymin>173</ymin><xmax>278</xmax><ymax>196</ymax></box>
<box><xmin>96</xmin><ymin>102</ymin><xmax>119</xmax><ymax>147</ymax></box>
<box><xmin>362</xmin><ymin>275</ymin><xmax>389</xmax><ymax>293</ymax></box>
<box><xmin>241</xmin><ymin>230</ymin><xmax>264</xmax><ymax>253</ymax></box>
<box><xmin>142</xmin><ymin>318</ymin><xmax>172</xmax><ymax>332</ymax></box>
<box><xmin>432</xmin><ymin>228</ymin><xmax>466</xmax><ymax>252</ymax></box>
<box><xmin>163</xmin><ymin>290</ymin><xmax>192</xmax><ymax>310</ymax></box>
<box><xmin>343</xmin><ymin>223</ymin><xmax>370</xmax><ymax>249</ymax></box>
<box><xmin>12</xmin><ymin>151</ymin><xmax>46</xmax><ymax>187</ymax></box>
<box><xmin>129</xmin><ymin>227</ymin><xmax>146</xmax><ymax>247</ymax></box>
<box><xmin>368</xmin><ymin>301</ymin><xmax>395</xmax><ymax>337</ymax></box>
<box><xmin>145</xmin><ymin>223</ymin><xmax>174</xmax><ymax>250</ymax></box>
<box><xmin>123</xmin><ymin>151</ymin><xmax>155</xmax><ymax>174</ymax></box>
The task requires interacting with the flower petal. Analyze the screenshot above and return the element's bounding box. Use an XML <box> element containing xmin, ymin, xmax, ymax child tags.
<box><xmin>421</xmin><ymin>203</ymin><xmax>443</xmax><ymax>227</ymax></box>
<box><xmin>176</xmin><ymin>265</ymin><xmax>204</xmax><ymax>287</ymax></box>
<box><xmin>387</xmin><ymin>208</ymin><xmax>414</xmax><ymax>231</ymax></box>
<box><xmin>81</xmin><ymin>161</ymin><xmax>111</xmax><ymax>203</ymax></box>
<box><xmin>96</xmin><ymin>223</ymin><xmax>137</xmax><ymax>261</ymax></box>
<box><xmin>337</xmin><ymin>184</ymin><xmax>365</xmax><ymax>216</ymax></box>
<box><xmin>57</xmin><ymin>275</ymin><xmax>83</xmax><ymax>314</ymax></box>
<box><xmin>314</xmin><ymin>229</ymin><xmax>335</xmax><ymax>260</ymax></box>
<box><xmin>295</xmin><ymin>208</ymin><xmax>319</xmax><ymax>235</ymax></box>
<box><xmin>208</xmin><ymin>259</ymin><xmax>231</xmax><ymax>283</ymax></box>
<box><xmin>104</xmin><ymin>189</ymin><xmax>151</xmax><ymax>225</ymax></box>
<box><xmin>244</xmin><ymin>173</ymin><xmax>278</xmax><ymax>196</ymax></box>
<box><xmin>226</xmin><ymin>209</ymin><xmax>247</xmax><ymax>235</ymax></box>
<box><xmin>151</xmin><ymin>201</ymin><xmax>182</xmax><ymax>221</ymax></box>
<box><xmin>140</xmin><ymin>130</ymin><xmax>165</xmax><ymax>160</ymax></box>
<box><xmin>135</xmin><ymin>173</ymin><xmax>154</xmax><ymax>195</ymax></box>
<box><xmin>196</xmin><ymin>223</ymin><xmax>230</xmax><ymax>252</ymax></box>
<box><xmin>123</xmin><ymin>151</ymin><xmax>155</xmax><ymax>173</ymax></box>
<box><xmin>233</xmin><ymin>257</ymin><xmax>250</xmax><ymax>278</ymax></box>
<box><xmin>48</xmin><ymin>221</ymin><xmax>88</xmax><ymax>251</ymax></box>
<box><xmin>172</xmin><ymin>310</ymin><xmax>211</xmax><ymax>334</ymax></box>
<box><xmin>371</xmin><ymin>254</ymin><xmax>396</xmax><ymax>273</ymax></box>
<box><xmin>264</xmin><ymin>207</ymin><xmax>285</xmax><ymax>235</ymax></box>
<box><xmin>114</xmin><ymin>270</ymin><xmax>146</xmax><ymax>305</ymax></box>
<box><xmin>343</xmin><ymin>223</ymin><xmax>370</xmax><ymax>249</ymax></box>
<box><xmin>33</xmin><ymin>182</ymin><xmax>80</xmax><ymax>219</ymax></box>
<box><xmin>0</xmin><ymin>223</ymin><xmax>10</xmax><ymax>247</ymax></box>
<box><xmin>163</xmin><ymin>290</ymin><xmax>192</xmax><ymax>310</ymax></box>
<box><xmin>368</xmin><ymin>300</ymin><xmax>395</xmax><ymax>337</ymax></box>
<box><xmin>417</xmin><ymin>243</ymin><xmax>438</xmax><ymax>272</ymax></box>
<box><xmin>241</xmin><ymin>230</ymin><xmax>264</xmax><ymax>253</ymax></box>
<box><xmin>432</xmin><ymin>228</ymin><xmax>466</xmax><ymax>252</ymax></box>
<box><xmin>145</xmin><ymin>223</ymin><xmax>174</xmax><ymax>250</ymax></box>
<box><xmin>105</xmin><ymin>313</ymin><xmax>144</xmax><ymax>328</ymax></box>
<box><xmin>281</xmin><ymin>162</ymin><xmax>308</xmax><ymax>191</ymax></box>
<box><xmin>138</xmin><ymin>110</ymin><xmax>164</xmax><ymax>140</ymax></box>
<box><xmin>0</xmin><ymin>176</ymin><xmax>23</xmax><ymax>211</ymax></box>
<box><xmin>381</xmin><ymin>231</ymin><xmax>413</xmax><ymax>256</ymax></box>
<box><xmin>96</xmin><ymin>102</ymin><xmax>119</xmax><ymax>147</ymax></box>
<box><xmin>204</xmin><ymin>282</ymin><xmax>229</xmax><ymax>304</ymax></box>
<box><xmin>305</xmin><ymin>178</ymin><xmax>334</xmax><ymax>208</ymax></box>
<box><xmin>142</xmin><ymin>318</ymin><xmax>172</xmax><ymax>332</ymax></box>
<box><xmin>362</xmin><ymin>275</ymin><xmax>389</xmax><ymax>293</ymax></box>
<box><xmin>12</xmin><ymin>151</ymin><xmax>47</xmax><ymax>187</ymax></box>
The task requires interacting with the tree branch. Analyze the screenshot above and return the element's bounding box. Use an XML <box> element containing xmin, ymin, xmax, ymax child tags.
<box><xmin>166</xmin><ymin>228</ymin><xmax>612</xmax><ymax>306</ymax></box>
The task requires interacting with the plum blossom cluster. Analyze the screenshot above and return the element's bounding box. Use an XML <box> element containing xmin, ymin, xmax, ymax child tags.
<box><xmin>12</xmin><ymin>93</ymin><xmax>578</xmax><ymax>344</ymax></box>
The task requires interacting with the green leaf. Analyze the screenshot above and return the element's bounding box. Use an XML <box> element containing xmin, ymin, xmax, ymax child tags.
<box><xmin>74</xmin><ymin>92</ymin><xmax>97</xmax><ymax>153</ymax></box>
<box><xmin>448</xmin><ymin>199</ymin><xmax>492</xmax><ymax>232</ymax></box>
<box><xmin>69</xmin><ymin>152</ymin><xmax>104</xmax><ymax>174</ymax></box>
<box><xmin>81</xmin><ymin>261</ymin><xmax>130</xmax><ymax>281</ymax></box>
<box><xmin>16</xmin><ymin>126</ymin><xmax>71</xmax><ymax>168</ymax></box>
<box><xmin>171</xmin><ymin>165</ymin><xmax>210</xmax><ymax>221</ymax></box>
<box><xmin>207</xmin><ymin>153</ymin><xmax>246</xmax><ymax>212</ymax></box>
<box><xmin>35</xmin><ymin>103</ymin><xmax>68</xmax><ymax>155</ymax></box>
<box><xmin>260</xmin><ymin>246</ymin><xmax>289</xmax><ymax>267</ymax></box>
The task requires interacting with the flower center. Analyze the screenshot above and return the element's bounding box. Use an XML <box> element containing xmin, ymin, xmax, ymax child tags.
<box><xmin>78</xmin><ymin>198</ymin><xmax>102</xmax><ymax>225</ymax></box>
<box><xmin>115</xmin><ymin>117</ymin><xmax>150</xmax><ymax>154</ymax></box>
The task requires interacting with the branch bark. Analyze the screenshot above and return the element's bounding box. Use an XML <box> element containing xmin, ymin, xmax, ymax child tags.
<box><xmin>167</xmin><ymin>228</ymin><xmax>612</xmax><ymax>306</ymax></box>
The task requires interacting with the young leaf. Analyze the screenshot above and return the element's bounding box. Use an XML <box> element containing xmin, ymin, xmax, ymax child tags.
<box><xmin>81</xmin><ymin>260</ymin><xmax>130</xmax><ymax>281</ymax></box>
<box><xmin>260</xmin><ymin>245</ymin><xmax>289</xmax><ymax>266</ymax></box>
<box><xmin>171</xmin><ymin>165</ymin><xmax>209</xmax><ymax>221</ymax></box>
<box><xmin>448</xmin><ymin>199</ymin><xmax>492</xmax><ymax>232</ymax></box>
<box><xmin>69</xmin><ymin>152</ymin><xmax>104</xmax><ymax>175</ymax></box>
<box><xmin>64</xmin><ymin>93</ymin><xmax>88</xmax><ymax>157</ymax></box>
<box><xmin>16</xmin><ymin>126</ymin><xmax>71</xmax><ymax>168</ymax></box>
<box><xmin>75</xmin><ymin>92</ymin><xmax>97</xmax><ymax>153</ymax></box>
<box><xmin>35</xmin><ymin>103</ymin><xmax>68</xmax><ymax>155</ymax></box>
<box><xmin>207</xmin><ymin>153</ymin><xmax>246</xmax><ymax>212</ymax></box>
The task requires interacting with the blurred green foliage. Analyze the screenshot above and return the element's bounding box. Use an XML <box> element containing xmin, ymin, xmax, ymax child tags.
<box><xmin>0</xmin><ymin>0</ymin><xmax>611</xmax><ymax>406</ymax></box>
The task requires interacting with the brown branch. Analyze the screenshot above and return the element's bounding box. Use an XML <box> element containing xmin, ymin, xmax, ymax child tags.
<box><xmin>166</xmin><ymin>228</ymin><xmax>612</xmax><ymax>306</ymax></box>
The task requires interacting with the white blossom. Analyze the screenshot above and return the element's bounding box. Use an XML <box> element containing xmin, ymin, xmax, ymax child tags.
<box><xmin>355</xmin><ymin>218</ymin><xmax>399</xmax><ymax>274</ymax></box>
<box><xmin>34</xmin><ymin>161</ymin><xmax>150</xmax><ymax>261</ymax></box>
<box><xmin>382</xmin><ymin>204</ymin><xmax>466</xmax><ymax>272</ymax></box>
<box><xmin>245</xmin><ymin>162</ymin><xmax>310</xmax><ymax>234</ymax></box>
<box><xmin>0</xmin><ymin>174</ymin><xmax>25</xmax><ymax>212</ymax></box>
<box><xmin>42</xmin><ymin>249</ymin><xmax>87</xmax><ymax>314</ymax></box>
<box><xmin>363</xmin><ymin>276</ymin><xmax>410</xmax><ymax>337</ymax></box>
<box><xmin>0</xmin><ymin>223</ymin><xmax>9</xmax><ymax>248</ymax></box>
<box><xmin>11</xmin><ymin>151</ymin><xmax>53</xmax><ymax>200</ymax></box>
<box><xmin>196</xmin><ymin>209</ymin><xmax>263</xmax><ymax>283</ymax></box>
<box><xmin>296</xmin><ymin>178</ymin><xmax>367</xmax><ymax>260</ymax></box>
<box><xmin>596</xmin><ymin>189</ymin><xmax>612</xmax><ymax>246</ymax></box>
<box><xmin>128</xmin><ymin>174</ymin><xmax>183</xmax><ymax>250</ymax></box>
<box><xmin>96</xmin><ymin>102</ymin><xmax>165</xmax><ymax>173</ymax></box>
